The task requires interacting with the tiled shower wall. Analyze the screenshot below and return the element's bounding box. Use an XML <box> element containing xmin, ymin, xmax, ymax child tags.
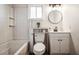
<box><xmin>14</xmin><ymin>4</ymin><xmax>29</xmax><ymax>40</ymax></box>
<box><xmin>0</xmin><ymin>5</ymin><xmax>11</xmax><ymax>55</ymax></box>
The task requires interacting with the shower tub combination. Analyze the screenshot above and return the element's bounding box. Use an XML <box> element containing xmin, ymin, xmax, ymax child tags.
<box><xmin>0</xmin><ymin>40</ymin><xmax>29</xmax><ymax>55</ymax></box>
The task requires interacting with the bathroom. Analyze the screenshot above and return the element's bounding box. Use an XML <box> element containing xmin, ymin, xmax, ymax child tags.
<box><xmin>0</xmin><ymin>4</ymin><xmax>79</xmax><ymax>55</ymax></box>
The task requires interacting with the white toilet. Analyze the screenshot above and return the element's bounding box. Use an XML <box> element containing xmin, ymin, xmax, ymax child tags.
<box><xmin>33</xmin><ymin>33</ymin><xmax>46</xmax><ymax>55</ymax></box>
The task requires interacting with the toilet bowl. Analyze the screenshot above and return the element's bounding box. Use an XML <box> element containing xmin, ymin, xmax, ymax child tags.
<box><xmin>33</xmin><ymin>43</ymin><xmax>45</xmax><ymax>55</ymax></box>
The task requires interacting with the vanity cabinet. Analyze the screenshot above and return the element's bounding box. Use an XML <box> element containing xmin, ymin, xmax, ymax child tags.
<box><xmin>49</xmin><ymin>33</ymin><xmax>70</xmax><ymax>54</ymax></box>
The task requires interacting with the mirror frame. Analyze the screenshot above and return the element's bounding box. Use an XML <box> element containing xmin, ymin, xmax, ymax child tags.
<box><xmin>48</xmin><ymin>10</ymin><xmax>63</xmax><ymax>24</ymax></box>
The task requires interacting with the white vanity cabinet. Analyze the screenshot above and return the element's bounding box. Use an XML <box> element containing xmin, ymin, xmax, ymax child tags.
<box><xmin>49</xmin><ymin>32</ymin><xmax>70</xmax><ymax>54</ymax></box>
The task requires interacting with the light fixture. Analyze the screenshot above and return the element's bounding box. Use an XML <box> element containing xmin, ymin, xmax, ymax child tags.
<box><xmin>49</xmin><ymin>4</ymin><xmax>61</xmax><ymax>8</ymax></box>
<box><xmin>48</xmin><ymin>4</ymin><xmax>62</xmax><ymax>12</ymax></box>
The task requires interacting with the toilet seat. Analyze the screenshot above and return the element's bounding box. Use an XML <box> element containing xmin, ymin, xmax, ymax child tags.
<box><xmin>33</xmin><ymin>43</ymin><xmax>45</xmax><ymax>55</ymax></box>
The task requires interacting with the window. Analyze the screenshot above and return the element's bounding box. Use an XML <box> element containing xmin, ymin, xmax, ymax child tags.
<box><xmin>30</xmin><ymin>6</ymin><xmax>42</xmax><ymax>18</ymax></box>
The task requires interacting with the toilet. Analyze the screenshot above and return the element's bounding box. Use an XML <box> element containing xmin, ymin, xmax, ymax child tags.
<box><xmin>33</xmin><ymin>33</ymin><xmax>46</xmax><ymax>55</ymax></box>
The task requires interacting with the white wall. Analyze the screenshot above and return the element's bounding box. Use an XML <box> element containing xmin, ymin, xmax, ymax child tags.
<box><xmin>63</xmin><ymin>4</ymin><xmax>79</xmax><ymax>54</ymax></box>
<box><xmin>0</xmin><ymin>5</ymin><xmax>11</xmax><ymax>54</ymax></box>
<box><xmin>14</xmin><ymin>4</ymin><xmax>29</xmax><ymax>40</ymax></box>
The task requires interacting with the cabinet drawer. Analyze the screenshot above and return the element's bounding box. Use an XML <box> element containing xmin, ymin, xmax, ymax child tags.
<box><xmin>49</xmin><ymin>33</ymin><xmax>70</xmax><ymax>38</ymax></box>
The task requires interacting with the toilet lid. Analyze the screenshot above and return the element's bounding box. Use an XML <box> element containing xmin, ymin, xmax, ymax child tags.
<box><xmin>34</xmin><ymin>43</ymin><xmax>45</xmax><ymax>52</ymax></box>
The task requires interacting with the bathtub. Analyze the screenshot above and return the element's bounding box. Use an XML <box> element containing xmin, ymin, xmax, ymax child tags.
<box><xmin>9</xmin><ymin>40</ymin><xmax>29</xmax><ymax>55</ymax></box>
<box><xmin>14</xmin><ymin>42</ymin><xmax>29</xmax><ymax>55</ymax></box>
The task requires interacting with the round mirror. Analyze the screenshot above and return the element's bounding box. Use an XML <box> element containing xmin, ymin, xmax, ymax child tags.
<box><xmin>48</xmin><ymin>10</ymin><xmax>63</xmax><ymax>24</ymax></box>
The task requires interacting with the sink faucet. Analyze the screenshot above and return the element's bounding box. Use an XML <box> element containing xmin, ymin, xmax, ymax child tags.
<box><xmin>54</xmin><ymin>26</ymin><xmax>58</xmax><ymax>32</ymax></box>
<box><xmin>36</xmin><ymin>22</ymin><xmax>40</xmax><ymax>28</ymax></box>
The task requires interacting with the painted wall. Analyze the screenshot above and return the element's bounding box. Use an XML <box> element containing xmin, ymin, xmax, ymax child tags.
<box><xmin>62</xmin><ymin>4</ymin><xmax>79</xmax><ymax>54</ymax></box>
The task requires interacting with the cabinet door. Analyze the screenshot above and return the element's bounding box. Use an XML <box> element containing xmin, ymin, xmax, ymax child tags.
<box><xmin>50</xmin><ymin>38</ymin><xmax>59</xmax><ymax>54</ymax></box>
<box><xmin>60</xmin><ymin>38</ymin><xmax>69</xmax><ymax>54</ymax></box>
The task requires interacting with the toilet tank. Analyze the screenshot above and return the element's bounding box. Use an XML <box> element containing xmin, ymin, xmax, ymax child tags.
<box><xmin>35</xmin><ymin>33</ymin><xmax>45</xmax><ymax>43</ymax></box>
